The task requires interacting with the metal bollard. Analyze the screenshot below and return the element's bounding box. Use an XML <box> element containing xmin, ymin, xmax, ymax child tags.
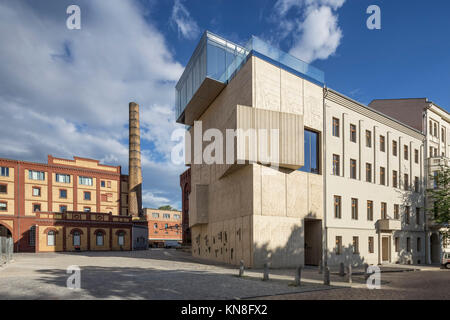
<box><xmin>239</xmin><ymin>260</ymin><xmax>244</xmax><ymax>277</ymax></box>
<box><xmin>364</xmin><ymin>263</ymin><xmax>369</xmax><ymax>280</ymax></box>
<box><xmin>295</xmin><ymin>266</ymin><xmax>302</xmax><ymax>286</ymax></box>
<box><xmin>324</xmin><ymin>267</ymin><xmax>330</xmax><ymax>285</ymax></box>
<box><xmin>263</xmin><ymin>263</ymin><xmax>269</xmax><ymax>281</ymax></box>
<box><xmin>347</xmin><ymin>264</ymin><xmax>352</xmax><ymax>284</ymax></box>
<box><xmin>339</xmin><ymin>262</ymin><xmax>345</xmax><ymax>276</ymax></box>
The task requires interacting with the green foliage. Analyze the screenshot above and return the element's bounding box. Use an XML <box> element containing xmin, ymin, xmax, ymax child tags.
<box><xmin>427</xmin><ymin>165</ymin><xmax>450</xmax><ymax>239</ymax></box>
<box><xmin>158</xmin><ymin>205</ymin><xmax>178</xmax><ymax>211</ymax></box>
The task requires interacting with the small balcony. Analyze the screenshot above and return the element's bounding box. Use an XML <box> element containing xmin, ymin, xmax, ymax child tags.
<box><xmin>427</xmin><ymin>156</ymin><xmax>450</xmax><ymax>168</ymax></box>
<box><xmin>377</xmin><ymin>219</ymin><xmax>401</xmax><ymax>231</ymax></box>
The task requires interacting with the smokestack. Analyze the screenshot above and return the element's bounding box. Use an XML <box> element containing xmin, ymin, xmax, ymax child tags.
<box><xmin>128</xmin><ymin>102</ymin><xmax>143</xmax><ymax>217</ymax></box>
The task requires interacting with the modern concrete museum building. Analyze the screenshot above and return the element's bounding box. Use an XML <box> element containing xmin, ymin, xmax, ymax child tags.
<box><xmin>176</xmin><ymin>31</ymin><xmax>446</xmax><ymax>268</ymax></box>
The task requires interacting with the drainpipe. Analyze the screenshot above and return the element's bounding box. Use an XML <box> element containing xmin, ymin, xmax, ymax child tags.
<box><xmin>322</xmin><ymin>87</ymin><xmax>328</xmax><ymax>267</ymax></box>
<box><xmin>17</xmin><ymin>163</ymin><xmax>20</xmax><ymax>253</ymax></box>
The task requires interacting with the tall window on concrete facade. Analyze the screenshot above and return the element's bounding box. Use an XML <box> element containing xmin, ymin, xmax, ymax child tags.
<box><xmin>350</xmin><ymin>159</ymin><xmax>357</xmax><ymax>179</ymax></box>
<box><xmin>406</xmin><ymin>237</ymin><xmax>411</xmax><ymax>252</ymax></box>
<box><xmin>414</xmin><ymin>149</ymin><xmax>419</xmax><ymax>164</ymax></box>
<box><xmin>332</xmin><ymin>117</ymin><xmax>340</xmax><ymax>137</ymax></box>
<box><xmin>352</xmin><ymin>236</ymin><xmax>359</xmax><ymax>254</ymax></box>
<box><xmin>0</xmin><ymin>167</ymin><xmax>9</xmax><ymax>177</ymax></box>
<box><xmin>404</xmin><ymin>145</ymin><xmax>409</xmax><ymax>160</ymax></box>
<box><xmin>367</xmin><ymin>201</ymin><xmax>373</xmax><ymax>221</ymax></box>
<box><xmin>395</xmin><ymin>237</ymin><xmax>399</xmax><ymax>252</ymax></box>
<box><xmin>380</xmin><ymin>167</ymin><xmax>385</xmax><ymax>185</ymax></box>
<box><xmin>350</xmin><ymin>124</ymin><xmax>357</xmax><ymax>143</ymax></box>
<box><xmin>368</xmin><ymin>237</ymin><xmax>374</xmax><ymax>253</ymax></box>
<box><xmin>366</xmin><ymin>163</ymin><xmax>372</xmax><ymax>182</ymax></box>
<box><xmin>335</xmin><ymin>236</ymin><xmax>342</xmax><ymax>255</ymax></box>
<box><xmin>417</xmin><ymin>237</ymin><xmax>422</xmax><ymax>252</ymax></box>
<box><xmin>332</xmin><ymin>154</ymin><xmax>340</xmax><ymax>176</ymax></box>
<box><xmin>392</xmin><ymin>140</ymin><xmax>397</xmax><ymax>156</ymax></box>
<box><xmin>392</xmin><ymin>170</ymin><xmax>398</xmax><ymax>188</ymax></box>
<box><xmin>351</xmin><ymin>198</ymin><xmax>358</xmax><ymax>220</ymax></box>
<box><xmin>334</xmin><ymin>196</ymin><xmax>342</xmax><ymax>219</ymax></box>
<box><xmin>442</xmin><ymin>128</ymin><xmax>446</xmax><ymax>143</ymax></box>
<box><xmin>299</xmin><ymin>129</ymin><xmax>320</xmax><ymax>174</ymax></box>
<box><xmin>404</xmin><ymin>174</ymin><xmax>409</xmax><ymax>190</ymax></box>
<box><xmin>394</xmin><ymin>204</ymin><xmax>400</xmax><ymax>220</ymax></box>
<box><xmin>380</xmin><ymin>135</ymin><xmax>385</xmax><ymax>152</ymax></box>
<box><xmin>47</xmin><ymin>230</ymin><xmax>55</xmax><ymax>246</ymax></box>
<box><xmin>381</xmin><ymin>202</ymin><xmax>387</xmax><ymax>219</ymax></box>
<box><xmin>366</xmin><ymin>130</ymin><xmax>372</xmax><ymax>148</ymax></box>
<box><xmin>405</xmin><ymin>206</ymin><xmax>410</xmax><ymax>225</ymax></box>
<box><xmin>416</xmin><ymin>208</ymin><xmax>421</xmax><ymax>225</ymax></box>
<box><xmin>414</xmin><ymin>177</ymin><xmax>419</xmax><ymax>193</ymax></box>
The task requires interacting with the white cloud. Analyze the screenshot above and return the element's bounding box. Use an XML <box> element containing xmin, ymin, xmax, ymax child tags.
<box><xmin>170</xmin><ymin>0</ymin><xmax>200</xmax><ymax>40</ymax></box>
<box><xmin>273</xmin><ymin>0</ymin><xmax>345</xmax><ymax>63</ymax></box>
<box><xmin>0</xmin><ymin>0</ymin><xmax>186</xmax><ymax>210</ymax></box>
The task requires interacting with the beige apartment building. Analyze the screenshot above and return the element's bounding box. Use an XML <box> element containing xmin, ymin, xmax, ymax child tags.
<box><xmin>370</xmin><ymin>98</ymin><xmax>450</xmax><ymax>263</ymax></box>
<box><xmin>176</xmin><ymin>31</ymin><xmax>434</xmax><ymax>268</ymax></box>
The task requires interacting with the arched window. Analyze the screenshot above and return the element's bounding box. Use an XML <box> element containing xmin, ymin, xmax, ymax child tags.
<box><xmin>73</xmin><ymin>231</ymin><xmax>81</xmax><ymax>246</ymax></box>
<box><xmin>95</xmin><ymin>231</ymin><xmax>104</xmax><ymax>246</ymax></box>
<box><xmin>47</xmin><ymin>230</ymin><xmax>55</xmax><ymax>246</ymax></box>
<box><xmin>118</xmin><ymin>232</ymin><xmax>125</xmax><ymax>246</ymax></box>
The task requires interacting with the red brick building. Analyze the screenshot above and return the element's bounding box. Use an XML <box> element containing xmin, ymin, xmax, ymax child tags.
<box><xmin>0</xmin><ymin>155</ymin><xmax>133</xmax><ymax>252</ymax></box>
<box><xmin>145</xmin><ymin>208</ymin><xmax>182</xmax><ymax>247</ymax></box>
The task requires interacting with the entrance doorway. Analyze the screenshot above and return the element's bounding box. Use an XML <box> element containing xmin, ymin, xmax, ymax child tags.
<box><xmin>382</xmin><ymin>236</ymin><xmax>390</xmax><ymax>262</ymax></box>
<box><xmin>0</xmin><ymin>224</ymin><xmax>12</xmax><ymax>238</ymax></box>
<box><xmin>304</xmin><ymin>219</ymin><xmax>322</xmax><ymax>266</ymax></box>
<box><xmin>430</xmin><ymin>233</ymin><xmax>440</xmax><ymax>263</ymax></box>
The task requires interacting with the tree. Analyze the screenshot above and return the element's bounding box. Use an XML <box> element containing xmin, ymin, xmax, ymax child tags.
<box><xmin>427</xmin><ymin>165</ymin><xmax>450</xmax><ymax>241</ymax></box>
<box><xmin>158</xmin><ymin>205</ymin><xmax>178</xmax><ymax>211</ymax></box>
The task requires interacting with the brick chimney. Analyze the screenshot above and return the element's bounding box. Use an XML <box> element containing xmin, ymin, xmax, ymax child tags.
<box><xmin>128</xmin><ymin>102</ymin><xmax>143</xmax><ymax>217</ymax></box>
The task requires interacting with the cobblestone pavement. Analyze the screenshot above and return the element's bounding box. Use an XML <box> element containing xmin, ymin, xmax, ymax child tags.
<box><xmin>258</xmin><ymin>269</ymin><xmax>450</xmax><ymax>300</ymax></box>
<box><xmin>0</xmin><ymin>249</ymin><xmax>331</xmax><ymax>300</ymax></box>
<box><xmin>1</xmin><ymin>249</ymin><xmax>447</xmax><ymax>300</ymax></box>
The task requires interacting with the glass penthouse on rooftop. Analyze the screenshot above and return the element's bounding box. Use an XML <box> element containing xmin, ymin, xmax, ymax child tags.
<box><xmin>175</xmin><ymin>31</ymin><xmax>325</xmax><ymax>125</ymax></box>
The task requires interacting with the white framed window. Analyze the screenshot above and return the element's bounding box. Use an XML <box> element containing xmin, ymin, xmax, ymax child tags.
<box><xmin>56</xmin><ymin>174</ymin><xmax>70</xmax><ymax>183</ymax></box>
<box><xmin>73</xmin><ymin>231</ymin><xmax>81</xmax><ymax>246</ymax></box>
<box><xmin>79</xmin><ymin>176</ymin><xmax>93</xmax><ymax>186</ymax></box>
<box><xmin>47</xmin><ymin>230</ymin><xmax>55</xmax><ymax>246</ymax></box>
<box><xmin>0</xmin><ymin>167</ymin><xmax>9</xmax><ymax>177</ymax></box>
<box><xmin>96</xmin><ymin>233</ymin><xmax>104</xmax><ymax>246</ymax></box>
<box><xmin>29</xmin><ymin>170</ymin><xmax>45</xmax><ymax>181</ymax></box>
<box><xmin>32</xmin><ymin>187</ymin><xmax>41</xmax><ymax>197</ymax></box>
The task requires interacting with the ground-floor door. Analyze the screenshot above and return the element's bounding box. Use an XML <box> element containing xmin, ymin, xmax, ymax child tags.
<box><xmin>304</xmin><ymin>219</ymin><xmax>322</xmax><ymax>266</ymax></box>
<box><xmin>382</xmin><ymin>236</ymin><xmax>390</xmax><ymax>262</ymax></box>
<box><xmin>430</xmin><ymin>233</ymin><xmax>440</xmax><ymax>264</ymax></box>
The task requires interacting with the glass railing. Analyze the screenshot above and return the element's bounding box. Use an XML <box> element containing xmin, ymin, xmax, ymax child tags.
<box><xmin>175</xmin><ymin>31</ymin><xmax>325</xmax><ymax>121</ymax></box>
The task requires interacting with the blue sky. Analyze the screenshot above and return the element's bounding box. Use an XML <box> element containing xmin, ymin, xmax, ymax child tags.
<box><xmin>0</xmin><ymin>0</ymin><xmax>449</xmax><ymax>210</ymax></box>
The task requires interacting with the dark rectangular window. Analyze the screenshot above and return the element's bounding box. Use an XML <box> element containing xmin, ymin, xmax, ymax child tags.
<box><xmin>84</xmin><ymin>191</ymin><xmax>91</xmax><ymax>201</ymax></box>
<box><xmin>380</xmin><ymin>135</ymin><xmax>385</xmax><ymax>152</ymax></box>
<box><xmin>414</xmin><ymin>149</ymin><xmax>419</xmax><ymax>163</ymax></box>
<box><xmin>404</xmin><ymin>174</ymin><xmax>409</xmax><ymax>190</ymax></box>
<box><xmin>381</xmin><ymin>202</ymin><xmax>387</xmax><ymax>219</ymax></box>
<box><xmin>368</xmin><ymin>237</ymin><xmax>374</xmax><ymax>253</ymax></box>
<box><xmin>414</xmin><ymin>177</ymin><xmax>419</xmax><ymax>192</ymax></box>
<box><xmin>416</xmin><ymin>207</ymin><xmax>421</xmax><ymax>225</ymax></box>
<box><xmin>59</xmin><ymin>189</ymin><xmax>67</xmax><ymax>199</ymax></box>
<box><xmin>332</xmin><ymin>118</ymin><xmax>340</xmax><ymax>137</ymax></box>
<box><xmin>336</xmin><ymin>236</ymin><xmax>342</xmax><ymax>255</ymax></box>
<box><xmin>60</xmin><ymin>205</ymin><xmax>67</xmax><ymax>213</ymax></box>
<box><xmin>33</xmin><ymin>204</ymin><xmax>41</xmax><ymax>212</ymax></box>
<box><xmin>367</xmin><ymin>201</ymin><xmax>373</xmax><ymax>221</ymax></box>
<box><xmin>380</xmin><ymin>167</ymin><xmax>385</xmax><ymax>185</ymax></box>
<box><xmin>366</xmin><ymin>163</ymin><xmax>372</xmax><ymax>182</ymax></box>
<box><xmin>392</xmin><ymin>140</ymin><xmax>397</xmax><ymax>156</ymax></box>
<box><xmin>350</xmin><ymin>159</ymin><xmax>357</xmax><ymax>179</ymax></box>
<box><xmin>352</xmin><ymin>236</ymin><xmax>359</xmax><ymax>254</ymax></box>
<box><xmin>0</xmin><ymin>184</ymin><xmax>6</xmax><ymax>194</ymax></box>
<box><xmin>404</xmin><ymin>145</ymin><xmax>409</xmax><ymax>160</ymax></box>
<box><xmin>394</xmin><ymin>204</ymin><xmax>400</xmax><ymax>220</ymax></box>
<box><xmin>350</xmin><ymin>124</ymin><xmax>357</xmax><ymax>143</ymax></box>
<box><xmin>334</xmin><ymin>196</ymin><xmax>342</xmax><ymax>219</ymax></box>
<box><xmin>392</xmin><ymin>170</ymin><xmax>398</xmax><ymax>188</ymax></box>
<box><xmin>366</xmin><ymin>130</ymin><xmax>372</xmax><ymax>148</ymax></box>
<box><xmin>299</xmin><ymin>129</ymin><xmax>320</xmax><ymax>174</ymax></box>
<box><xmin>351</xmin><ymin>198</ymin><xmax>358</xmax><ymax>220</ymax></box>
<box><xmin>101</xmin><ymin>181</ymin><xmax>106</xmax><ymax>187</ymax></box>
<box><xmin>405</xmin><ymin>206</ymin><xmax>410</xmax><ymax>224</ymax></box>
<box><xmin>417</xmin><ymin>237</ymin><xmax>422</xmax><ymax>252</ymax></box>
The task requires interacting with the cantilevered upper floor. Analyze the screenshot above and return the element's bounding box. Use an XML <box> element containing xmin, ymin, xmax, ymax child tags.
<box><xmin>175</xmin><ymin>31</ymin><xmax>325</xmax><ymax>125</ymax></box>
